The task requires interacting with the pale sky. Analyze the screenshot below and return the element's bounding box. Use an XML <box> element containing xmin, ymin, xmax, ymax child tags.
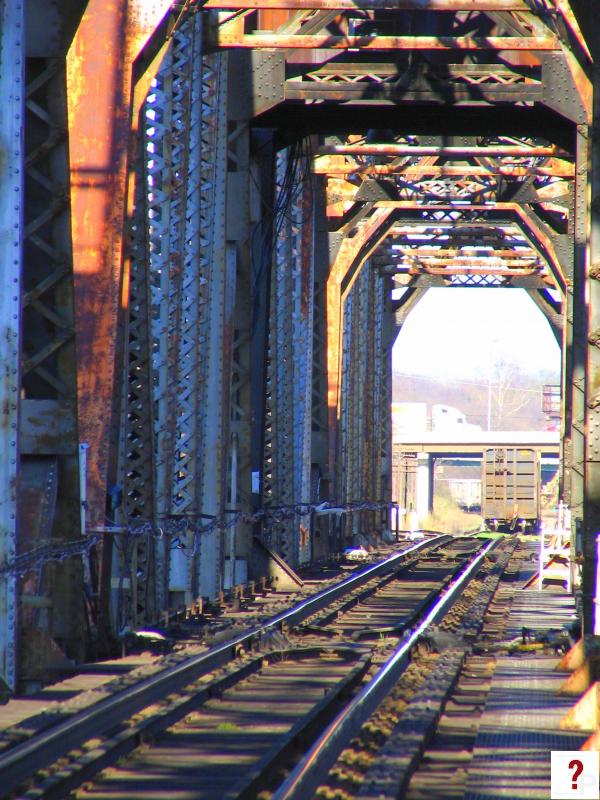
<box><xmin>392</xmin><ymin>287</ymin><xmax>561</xmax><ymax>381</ymax></box>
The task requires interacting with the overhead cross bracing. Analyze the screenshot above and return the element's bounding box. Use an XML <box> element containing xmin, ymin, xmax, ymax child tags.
<box><xmin>315</xmin><ymin>132</ymin><xmax>572</xmax><ymax>290</ymax></box>
<box><xmin>0</xmin><ymin>0</ymin><xmax>598</xmax><ymax>691</ymax></box>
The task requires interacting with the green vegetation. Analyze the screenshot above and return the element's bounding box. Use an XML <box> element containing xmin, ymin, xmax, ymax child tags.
<box><xmin>215</xmin><ymin>722</ymin><xmax>242</xmax><ymax>732</ymax></box>
<box><xmin>423</xmin><ymin>493</ymin><xmax>483</xmax><ymax>535</ymax></box>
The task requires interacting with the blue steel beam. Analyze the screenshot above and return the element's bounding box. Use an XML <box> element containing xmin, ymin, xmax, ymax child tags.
<box><xmin>264</xmin><ymin>146</ymin><xmax>315</xmax><ymax>567</ymax></box>
<box><xmin>140</xmin><ymin>15</ymin><xmax>231</xmax><ymax>607</ymax></box>
<box><xmin>0</xmin><ymin>0</ymin><xmax>24</xmax><ymax>691</ymax></box>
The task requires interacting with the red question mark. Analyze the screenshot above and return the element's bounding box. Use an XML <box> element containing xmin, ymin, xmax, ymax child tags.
<box><xmin>569</xmin><ymin>758</ymin><xmax>584</xmax><ymax>790</ymax></box>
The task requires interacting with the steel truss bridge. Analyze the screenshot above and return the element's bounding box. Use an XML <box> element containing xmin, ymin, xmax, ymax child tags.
<box><xmin>0</xmin><ymin>0</ymin><xmax>598</xmax><ymax>690</ymax></box>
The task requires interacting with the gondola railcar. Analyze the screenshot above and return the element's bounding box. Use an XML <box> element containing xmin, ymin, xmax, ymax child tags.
<box><xmin>482</xmin><ymin>447</ymin><xmax>540</xmax><ymax>533</ymax></box>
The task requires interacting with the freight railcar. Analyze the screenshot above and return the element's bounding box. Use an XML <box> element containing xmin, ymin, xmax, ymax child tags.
<box><xmin>482</xmin><ymin>447</ymin><xmax>540</xmax><ymax>533</ymax></box>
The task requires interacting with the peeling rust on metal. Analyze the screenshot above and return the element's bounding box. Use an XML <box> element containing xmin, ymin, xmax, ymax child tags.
<box><xmin>66</xmin><ymin>0</ymin><xmax>172</xmax><ymax>530</ymax></box>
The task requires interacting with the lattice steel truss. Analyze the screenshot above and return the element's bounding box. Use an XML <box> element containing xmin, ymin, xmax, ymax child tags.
<box><xmin>339</xmin><ymin>261</ymin><xmax>389</xmax><ymax>541</ymax></box>
<box><xmin>116</xmin><ymin>15</ymin><xmax>231</xmax><ymax>621</ymax></box>
<box><xmin>4</xmin><ymin>0</ymin><xmax>600</xmax><ymax>686</ymax></box>
<box><xmin>116</xmin><ymin>116</ymin><xmax>157</xmax><ymax>628</ymax></box>
<box><xmin>263</xmin><ymin>147</ymin><xmax>314</xmax><ymax>567</ymax></box>
<box><xmin>20</xmin><ymin>52</ymin><xmax>83</xmax><ymax>665</ymax></box>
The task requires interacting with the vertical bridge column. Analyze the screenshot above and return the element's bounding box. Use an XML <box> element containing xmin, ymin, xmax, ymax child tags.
<box><xmin>586</xmin><ymin>67</ymin><xmax>600</xmax><ymax>634</ymax></box>
<box><xmin>115</xmin><ymin>9</ymin><xmax>231</xmax><ymax>621</ymax></box>
<box><xmin>0</xmin><ymin>0</ymin><xmax>24</xmax><ymax>691</ymax></box>
<box><xmin>141</xmin><ymin>16</ymin><xmax>229</xmax><ymax>607</ymax></box>
<box><xmin>263</xmin><ymin>145</ymin><xmax>314</xmax><ymax>568</ymax></box>
<box><xmin>338</xmin><ymin>260</ymin><xmax>389</xmax><ymax>543</ymax></box>
<box><xmin>416</xmin><ymin>452</ymin><xmax>433</xmax><ymax>528</ymax></box>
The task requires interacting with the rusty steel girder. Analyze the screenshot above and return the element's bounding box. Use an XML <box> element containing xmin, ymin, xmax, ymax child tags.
<box><xmin>326</xmin><ymin>208</ymin><xmax>394</xmax><ymax>484</ymax></box>
<box><xmin>205</xmin><ymin>0</ymin><xmax>533</xmax><ymax>8</ymax></box>
<box><xmin>216</xmin><ymin>33</ymin><xmax>560</xmax><ymax>50</ymax></box>
<box><xmin>338</xmin><ymin>262</ymin><xmax>388</xmax><ymax>540</ymax></box>
<box><xmin>318</xmin><ymin>144</ymin><xmax>570</xmax><ymax>157</ymax></box>
<box><xmin>66</xmin><ymin>0</ymin><xmax>172</xmax><ymax>534</ymax></box>
<box><xmin>314</xmin><ymin>163</ymin><xmax>576</xmax><ymax>178</ymax></box>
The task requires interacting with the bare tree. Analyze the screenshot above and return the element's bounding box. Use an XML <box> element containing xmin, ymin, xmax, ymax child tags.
<box><xmin>491</xmin><ymin>359</ymin><xmax>537</xmax><ymax>430</ymax></box>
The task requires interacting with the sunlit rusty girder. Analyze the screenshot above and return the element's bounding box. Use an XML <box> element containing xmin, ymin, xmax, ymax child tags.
<box><xmin>327</xmin><ymin>208</ymin><xmax>394</xmax><ymax>479</ymax></box>
<box><xmin>314</xmin><ymin>162</ymin><xmax>575</xmax><ymax>178</ymax></box>
<box><xmin>376</xmin><ymin>247</ymin><xmax>542</xmax><ymax>260</ymax></box>
<box><xmin>329</xmin><ymin>205</ymin><xmax>567</xmax><ymax>295</ymax></box>
<box><xmin>374</xmin><ymin>246</ymin><xmax>547</xmax><ymax>271</ymax></box>
<box><xmin>66</xmin><ymin>0</ymin><xmax>172</xmax><ymax>531</ymax></box>
<box><xmin>204</xmin><ymin>0</ymin><xmax>591</xmax><ymax>123</ymax></box>
<box><xmin>202</xmin><ymin>0</ymin><xmax>590</xmax><ymax>62</ymax></box>
<box><xmin>204</xmin><ymin>0</ymin><xmax>533</xmax><ymax>8</ymax></box>
<box><xmin>285</xmin><ymin>62</ymin><xmax>545</xmax><ymax>104</ymax></box>
<box><xmin>318</xmin><ymin>144</ymin><xmax>571</xmax><ymax>157</ymax></box>
<box><xmin>350</xmin><ymin>209</ymin><xmax>565</xmax><ymax>291</ymax></box>
<box><xmin>203</xmin><ymin>0</ymin><xmax>589</xmax><ymax>64</ymax></box>
<box><xmin>319</xmin><ymin>142</ymin><xmax>573</xmax><ymax>202</ymax></box>
<box><xmin>394</xmin><ymin>266</ymin><xmax>542</xmax><ymax>277</ymax></box>
<box><xmin>319</xmin><ymin>125</ymin><xmax>572</xmax><ymax>524</ymax></box>
<box><xmin>339</xmin><ymin>262</ymin><xmax>388</xmax><ymax>537</ymax></box>
<box><xmin>215</xmin><ymin>33</ymin><xmax>560</xmax><ymax>50</ymax></box>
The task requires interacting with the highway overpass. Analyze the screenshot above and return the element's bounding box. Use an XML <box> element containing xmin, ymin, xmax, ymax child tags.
<box><xmin>394</xmin><ymin>430</ymin><xmax>560</xmax><ymax>457</ymax></box>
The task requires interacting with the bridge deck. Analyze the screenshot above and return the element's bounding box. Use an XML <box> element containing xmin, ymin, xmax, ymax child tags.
<box><xmin>464</xmin><ymin>576</ymin><xmax>585</xmax><ymax>799</ymax></box>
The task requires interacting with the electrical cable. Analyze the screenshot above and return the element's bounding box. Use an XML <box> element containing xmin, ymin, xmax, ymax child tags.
<box><xmin>0</xmin><ymin>498</ymin><xmax>393</xmax><ymax>579</ymax></box>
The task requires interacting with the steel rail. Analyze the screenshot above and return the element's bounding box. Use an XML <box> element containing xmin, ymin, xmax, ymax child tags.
<box><xmin>273</xmin><ymin>538</ymin><xmax>497</xmax><ymax>800</ymax></box>
<box><xmin>0</xmin><ymin>536</ymin><xmax>444</xmax><ymax>795</ymax></box>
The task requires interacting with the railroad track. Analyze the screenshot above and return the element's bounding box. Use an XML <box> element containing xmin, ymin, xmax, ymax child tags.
<box><xmin>282</xmin><ymin>537</ymin><xmax>523</xmax><ymax>800</ymax></box>
<box><xmin>403</xmin><ymin>543</ymin><xmax>529</xmax><ymax>800</ymax></box>
<box><xmin>3</xmin><ymin>535</ymin><xmax>495</xmax><ymax>800</ymax></box>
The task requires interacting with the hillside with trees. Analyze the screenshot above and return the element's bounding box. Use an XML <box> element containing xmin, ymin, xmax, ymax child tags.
<box><xmin>393</xmin><ymin>366</ymin><xmax>559</xmax><ymax>431</ymax></box>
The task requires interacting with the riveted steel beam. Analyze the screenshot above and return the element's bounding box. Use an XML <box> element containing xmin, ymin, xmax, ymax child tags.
<box><xmin>339</xmin><ymin>262</ymin><xmax>388</xmax><ymax>539</ymax></box>
<box><xmin>327</xmin><ymin>209</ymin><xmax>394</xmax><ymax>481</ymax></box>
<box><xmin>66</xmin><ymin>0</ymin><xmax>172</xmax><ymax>537</ymax></box>
<box><xmin>375</xmin><ymin>247</ymin><xmax>543</xmax><ymax>260</ymax></box>
<box><xmin>318</xmin><ymin>144</ymin><xmax>571</xmax><ymax>157</ymax></box>
<box><xmin>584</xmin><ymin>81</ymin><xmax>600</xmax><ymax>633</ymax></box>
<box><xmin>347</xmin><ymin>202</ymin><xmax>568</xmax><ymax>292</ymax></box>
<box><xmin>21</xmin><ymin>47</ymin><xmax>86</xmax><ymax>667</ymax></box>
<box><xmin>250</xmin><ymin>131</ymin><xmax>276</xmax><ymax>546</ymax></box>
<box><xmin>314</xmin><ymin>162</ymin><xmax>575</xmax><ymax>178</ymax></box>
<box><xmin>113</xmin><ymin>36</ymin><xmax>173</xmax><ymax>628</ymax></box>
<box><xmin>198</xmin><ymin>50</ymin><xmax>232</xmax><ymax>599</ymax></box>
<box><xmin>527</xmin><ymin>289</ymin><xmax>563</xmax><ymax>346</ymax></box>
<box><xmin>214</xmin><ymin>33</ymin><xmax>560</xmax><ymax>50</ymax></box>
<box><xmin>286</xmin><ymin>60</ymin><xmax>545</xmax><ymax>106</ymax></box>
<box><xmin>117</xmin><ymin>120</ymin><xmax>157</xmax><ymax>628</ymax></box>
<box><xmin>137</xmin><ymin>16</ymin><xmax>230</xmax><ymax>606</ymax></box>
<box><xmin>205</xmin><ymin>0</ymin><xmax>532</xmax><ymax>8</ymax></box>
<box><xmin>567</xmin><ymin>121</ymin><xmax>587</xmax><ymax>621</ymax></box>
<box><xmin>223</xmin><ymin>109</ymin><xmax>253</xmax><ymax>583</ymax></box>
<box><xmin>264</xmin><ymin>146</ymin><xmax>314</xmax><ymax>567</ymax></box>
<box><xmin>0</xmin><ymin>0</ymin><xmax>24</xmax><ymax>692</ymax></box>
